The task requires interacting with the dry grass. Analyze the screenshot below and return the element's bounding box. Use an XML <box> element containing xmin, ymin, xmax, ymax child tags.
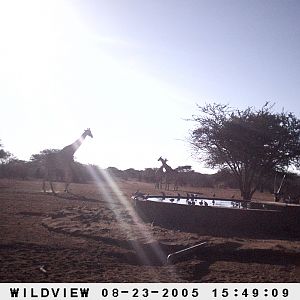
<box><xmin>0</xmin><ymin>178</ymin><xmax>299</xmax><ymax>282</ymax></box>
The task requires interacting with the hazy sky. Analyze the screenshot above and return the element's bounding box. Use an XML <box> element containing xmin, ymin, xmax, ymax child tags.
<box><xmin>1</xmin><ymin>0</ymin><xmax>300</xmax><ymax>173</ymax></box>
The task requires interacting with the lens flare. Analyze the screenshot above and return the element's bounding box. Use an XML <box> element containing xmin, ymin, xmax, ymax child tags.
<box><xmin>85</xmin><ymin>165</ymin><xmax>180</xmax><ymax>280</ymax></box>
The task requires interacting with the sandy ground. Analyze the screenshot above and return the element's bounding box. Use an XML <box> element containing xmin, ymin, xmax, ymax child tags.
<box><xmin>0</xmin><ymin>178</ymin><xmax>300</xmax><ymax>282</ymax></box>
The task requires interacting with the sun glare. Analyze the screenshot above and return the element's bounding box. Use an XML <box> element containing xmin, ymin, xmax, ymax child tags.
<box><xmin>0</xmin><ymin>0</ymin><xmax>181</xmax><ymax>272</ymax></box>
<box><xmin>0</xmin><ymin>0</ymin><xmax>195</xmax><ymax>172</ymax></box>
<box><xmin>85</xmin><ymin>165</ymin><xmax>179</xmax><ymax>279</ymax></box>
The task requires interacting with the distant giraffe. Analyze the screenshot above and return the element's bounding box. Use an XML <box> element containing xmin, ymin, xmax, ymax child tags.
<box><xmin>157</xmin><ymin>156</ymin><xmax>179</xmax><ymax>191</ymax></box>
<box><xmin>154</xmin><ymin>165</ymin><xmax>164</xmax><ymax>189</ymax></box>
<box><xmin>42</xmin><ymin>128</ymin><xmax>93</xmax><ymax>193</ymax></box>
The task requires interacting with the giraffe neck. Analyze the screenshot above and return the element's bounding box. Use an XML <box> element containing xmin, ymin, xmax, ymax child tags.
<box><xmin>72</xmin><ymin>133</ymin><xmax>87</xmax><ymax>152</ymax></box>
<box><xmin>61</xmin><ymin>132</ymin><xmax>88</xmax><ymax>156</ymax></box>
<box><xmin>159</xmin><ymin>158</ymin><xmax>173</xmax><ymax>172</ymax></box>
<box><xmin>163</xmin><ymin>164</ymin><xmax>173</xmax><ymax>172</ymax></box>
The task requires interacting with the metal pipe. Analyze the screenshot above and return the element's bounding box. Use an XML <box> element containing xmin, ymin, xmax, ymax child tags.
<box><xmin>167</xmin><ymin>241</ymin><xmax>208</xmax><ymax>264</ymax></box>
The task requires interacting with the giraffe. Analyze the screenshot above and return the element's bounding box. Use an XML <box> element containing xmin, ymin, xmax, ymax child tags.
<box><xmin>157</xmin><ymin>156</ymin><xmax>179</xmax><ymax>191</ymax></box>
<box><xmin>42</xmin><ymin>128</ymin><xmax>93</xmax><ymax>193</ymax></box>
<box><xmin>154</xmin><ymin>165</ymin><xmax>164</xmax><ymax>189</ymax></box>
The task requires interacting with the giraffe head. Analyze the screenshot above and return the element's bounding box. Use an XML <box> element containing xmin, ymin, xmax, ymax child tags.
<box><xmin>84</xmin><ymin>128</ymin><xmax>93</xmax><ymax>138</ymax></box>
<box><xmin>158</xmin><ymin>156</ymin><xmax>167</xmax><ymax>163</ymax></box>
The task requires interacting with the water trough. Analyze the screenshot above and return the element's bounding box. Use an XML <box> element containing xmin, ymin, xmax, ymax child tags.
<box><xmin>133</xmin><ymin>194</ymin><xmax>300</xmax><ymax>238</ymax></box>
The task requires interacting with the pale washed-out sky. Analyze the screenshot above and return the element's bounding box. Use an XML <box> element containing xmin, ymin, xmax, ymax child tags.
<box><xmin>0</xmin><ymin>0</ymin><xmax>299</xmax><ymax>173</ymax></box>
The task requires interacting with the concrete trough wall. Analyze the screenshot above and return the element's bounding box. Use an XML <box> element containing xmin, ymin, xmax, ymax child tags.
<box><xmin>134</xmin><ymin>199</ymin><xmax>300</xmax><ymax>238</ymax></box>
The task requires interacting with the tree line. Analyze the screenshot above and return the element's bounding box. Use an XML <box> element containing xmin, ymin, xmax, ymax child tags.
<box><xmin>0</xmin><ymin>145</ymin><xmax>226</xmax><ymax>188</ymax></box>
<box><xmin>1</xmin><ymin>102</ymin><xmax>300</xmax><ymax>202</ymax></box>
<box><xmin>1</xmin><ymin>143</ymin><xmax>300</xmax><ymax>202</ymax></box>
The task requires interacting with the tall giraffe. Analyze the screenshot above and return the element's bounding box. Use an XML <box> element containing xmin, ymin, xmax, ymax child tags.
<box><xmin>42</xmin><ymin>128</ymin><xmax>93</xmax><ymax>193</ymax></box>
<box><xmin>157</xmin><ymin>156</ymin><xmax>179</xmax><ymax>191</ymax></box>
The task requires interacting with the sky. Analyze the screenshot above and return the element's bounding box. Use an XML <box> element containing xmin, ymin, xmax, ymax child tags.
<box><xmin>0</xmin><ymin>0</ymin><xmax>300</xmax><ymax>173</ymax></box>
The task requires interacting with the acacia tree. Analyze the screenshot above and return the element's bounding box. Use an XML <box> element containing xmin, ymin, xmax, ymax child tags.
<box><xmin>30</xmin><ymin>149</ymin><xmax>60</xmax><ymax>163</ymax></box>
<box><xmin>190</xmin><ymin>103</ymin><xmax>300</xmax><ymax>200</ymax></box>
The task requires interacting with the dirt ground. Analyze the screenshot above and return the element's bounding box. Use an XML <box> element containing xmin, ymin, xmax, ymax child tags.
<box><xmin>1</xmin><ymin>178</ymin><xmax>300</xmax><ymax>282</ymax></box>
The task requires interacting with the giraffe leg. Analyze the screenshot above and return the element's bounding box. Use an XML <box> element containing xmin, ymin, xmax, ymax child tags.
<box><xmin>155</xmin><ymin>179</ymin><xmax>162</xmax><ymax>189</ymax></box>
<box><xmin>64</xmin><ymin>168</ymin><xmax>72</xmax><ymax>193</ymax></box>
<box><xmin>50</xmin><ymin>181</ymin><xmax>56</xmax><ymax>194</ymax></box>
<box><xmin>174</xmin><ymin>180</ymin><xmax>178</xmax><ymax>191</ymax></box>
<box><xmin>64</xmin><ymin>182</ymin><xmax>70</xmax><ymax>193</ymax></box>
<box><xmin>41</xmin><ymin>167</ymin><xmax>47</xmax><ymax>192</ymax></box>
<box><xmin>42</xmin><ymin>180</ymin><xmax>46</xmax><ymax>193</ymax></box>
